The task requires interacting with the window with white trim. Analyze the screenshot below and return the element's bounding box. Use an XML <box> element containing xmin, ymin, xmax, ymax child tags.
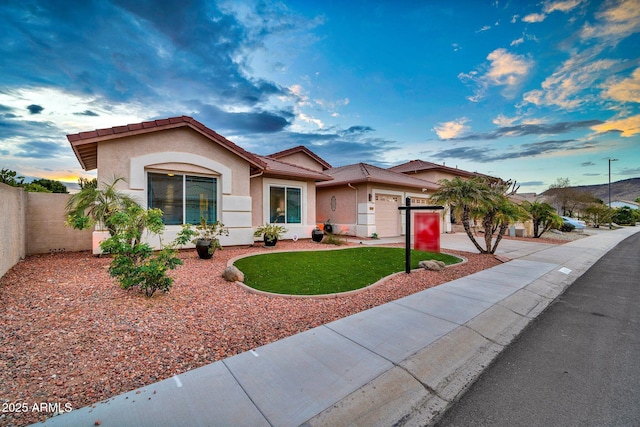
<box><xmin>269</xmin><ymin>186</ymin><xmax>301</xmax><ymax>224</ymax></box>
<box><xmin>147</xmin><ymin>172</ymin><xmax>217</xmax><ymax>225</ymax></box>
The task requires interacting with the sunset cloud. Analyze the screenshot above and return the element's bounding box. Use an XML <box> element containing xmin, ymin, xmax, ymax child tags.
<box><xmin>433</xmin><ymin>118</ymin><xmax>470</xmax><ymax>140</ymax></box>
<box><xmin>591</xmin><ymin>114</ymin><xmax>640</xmax><ymax>137</ymax></box>
<box><xmin>602</xmin><ymin>67</ymin><xmax>640</xmax><ymax>103</ymax></box>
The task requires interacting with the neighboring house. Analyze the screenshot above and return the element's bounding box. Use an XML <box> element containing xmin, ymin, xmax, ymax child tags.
<box><xmin>389</xmin><ymin>159</ymin><xmax>501</xmax><ymax>235</ymax></box>
<box><xmin>388</xmin><ymin>159</ymin><xmax>481</xmax><ymax>182</ymax></box>
<box><xmin>316</xmin><ymin>163</ymin><xmax>442</xmax><ymax>238</ymax></box>
<box><xmin>68</xmin><ymin>116</ymin><xmax>332</xmax><ymax>249</ymax></box>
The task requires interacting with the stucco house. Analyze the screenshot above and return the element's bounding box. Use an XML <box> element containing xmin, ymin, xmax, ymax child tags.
<box><xmin>315</xmin><ymin>163</ymin><xmax>444</xmax><ymax>238</ymax></box>
<box><xmin>68</xmin><ymin>116</ymin><xmax>332</xmax><ymax>249</ymax></box>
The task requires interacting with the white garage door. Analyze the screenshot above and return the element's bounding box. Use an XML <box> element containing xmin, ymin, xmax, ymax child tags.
<box><xmin>375</xmin><ymin>194</ymin><xmax>400</xmax><ymax>237</ymax></box>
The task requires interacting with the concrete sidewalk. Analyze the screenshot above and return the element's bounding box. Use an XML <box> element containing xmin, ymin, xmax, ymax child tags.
<box><xmin>39</xmin><ymin>227</ymin><xmax>640</xmax><ymax>427</ymax></box>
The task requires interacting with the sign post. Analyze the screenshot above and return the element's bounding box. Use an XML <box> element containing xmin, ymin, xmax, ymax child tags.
<box><xmin>398</xmin><ymin>197</ymin><xmax>444</xmax><ymax>274</ymax></box>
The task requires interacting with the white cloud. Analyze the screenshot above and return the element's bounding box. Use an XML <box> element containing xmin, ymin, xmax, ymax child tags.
<box><xmin>492</xmin><ymin>114</ymin><xmax>518</xmax><ymax>127</ymax></box>
<box><xmin>477</xmin><ymin>25</ymin><xmax>492</xmax><ymax>32</ymax></box>
<box><xmin>522</xmin><ymin>13</ymin><xmax>546</xmax><ymax>23</ymax></box>
<box><xmin>288</xmin><ymin>84</ymin><xmax>311</xmax><ymax>106</ymax></box>
<box><xmin>523</xmin><ymin>55</ymin><xmax>619</xmax><ymax>109</ymax></box>
<box><xmin>521</xmin><ymin>0</ymin><xmax>584</xmax><ymax>25</ymax></box>
<box><xmin>433</xmin><ymin>118</ymin><xmax>470</xmax><ymax>139</ymax></box>
<box><xmin>297</xmin><ymin>113</ymin><xmax>324</xmax><ymax>129</ymax></box>
<box><xmin>0</xmin><ymin>87</ymin><xmax>150</xmax><ymax>132</ymax></box>
<box><xmin>543</xmin><ymin>0</ymin><xmax>584</xmax><ymax>13</ymax></box>
<box><xmin>511</xmin><ymin>14</ymin><xmax>519</xmax><ymax>23</ymax></box>
<box><xmin>581</xmin><ymin>0</ymin><xmax>640</xmax><ymax>43</ymax></box>
<box><xmin>460</xmin><ymin>49</ymin><xmax>533</xmax><ymax>102</ymax></box>
<box><xmin>510</xmin><ymin>37</ymin><xmax>524</xmax><ymax>46</ymax></box>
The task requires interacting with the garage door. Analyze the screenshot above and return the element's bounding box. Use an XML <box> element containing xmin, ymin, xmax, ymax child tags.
<box><xmin>375</xmin><ymin>194</ymin><xmax>400</xmax><ymax>237</ymax></box>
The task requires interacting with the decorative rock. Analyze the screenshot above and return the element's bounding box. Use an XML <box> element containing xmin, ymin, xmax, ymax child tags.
<box><xmin>418</xmin><ymin>260</ymin><xmax>445</xmax><ymax>271</ymax></box>
<box><xmin>222</xmin><ymin>266</ymin><xmax>244</xmax><ymax>282</ymax></box>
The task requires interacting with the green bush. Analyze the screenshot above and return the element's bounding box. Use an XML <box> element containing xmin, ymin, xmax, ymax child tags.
<box><xmin>100</xmin><ymin>204</ymin><xmax>192</xmax><ymax>297</ymax></box>
<box><xmin>612</xmin><ymin>206</ymin><xmax>636</xmax><ymax>226</ymax></box>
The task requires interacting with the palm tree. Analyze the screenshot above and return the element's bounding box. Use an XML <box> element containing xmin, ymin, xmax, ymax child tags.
<box><xmin>65</xmin><ymin>176</ymin><xmax>139</xmax><ymax>235</ymax></box>
<box><xmin>521</xmin><ymin>200</ymin><xmax>563</xmax><ymax>237</ymax></box>
<box><xmin>489</xmin><ymin>194</ymin><xmax>530</xmax><ymax>253</ymax></box>
<box><xmin>430</xmin><ymin>177</ymin><xmax>490</xmax><ymax>253</ymax></box>
<box><xmin>431</xmin><ymin>177</ymin><xmax>525</xmax><ymax>254</ymax></box>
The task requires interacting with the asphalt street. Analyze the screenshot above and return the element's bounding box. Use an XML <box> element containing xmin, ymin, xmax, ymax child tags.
<box><xmin>435</xmin><ymin>231</ymin><xmax>640</xmax><ymax>427</ymax></box>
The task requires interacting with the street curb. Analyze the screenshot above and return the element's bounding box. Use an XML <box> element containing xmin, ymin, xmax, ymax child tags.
<box><xmin>303</xmin><ymin>227</ymin><xmax>640</xmax><ymax>426</ymax></box>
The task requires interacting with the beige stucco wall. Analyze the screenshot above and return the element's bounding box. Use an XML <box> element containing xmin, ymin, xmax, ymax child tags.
<box><xmin>95</xmin><ymin>127</ymin><xmax>255</xmax><ymax>246</ymax></box>
<box><xmin>97</xmin><ymin>127</ymin><xmax>251</xmax><ymax>196</ymax></box>
<box><xmin>26</xmin><ymin>193</ymin><xmax>93</xmax><ymax>255</ymax></box>
<box><xmin>276</xmin><ymin>152</ymin><xmax>324</xmax><ymax>172</ymax></box>
<box><xmin>317</xmin><ymin>185</ymin><xmax>360</xmax><ymax>225</ymax></box>
<box><xmin>0</xmin><ymin>188</ymin><xmax>93</xmax><ymax>279</ymax></box>
<box><xmin>317</xmin><ymin>183</ymin><xmax>448</xmax><ymax>238</ymax></box>
<box><xmin>250</xmin><ymin>176</ymin><xmax>264</xmax><ymax>226</ymax></box>
<box><xmin>0</xmin><ymin>183</ymin><xmax>26</xmax><ymax>278</ymax></box>
<box><xmin>250</xmin><ymin>176</ymin><xmax>318</xmax><ymax>239</ymax></box>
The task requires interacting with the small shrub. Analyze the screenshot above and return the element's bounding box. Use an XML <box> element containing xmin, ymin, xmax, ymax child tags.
<box><xmin>323</xmin><ymin>233</ymin><xmax>347</xmax><ymax>246</ymax></box>
<box><xmin>612</xmin><ymin>206</ymin><xmax>636</xmax><ymax>226</ymax></box>
<box><xmin>100</xmin><ymin>204</ymin><xmax>192</xmax><ymax>297</ymax></box>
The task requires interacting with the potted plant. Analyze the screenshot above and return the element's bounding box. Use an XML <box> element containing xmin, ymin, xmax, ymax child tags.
<box><xmin>181</xmin><ymin>217</ymin><xmax>229</xmax><ymax>259</ymax></box>
<box><xmin>254</xmin><ymin>223</ymin><xmax>287</xmax><ymax>247</ymax></box>
<box><xmin>311</xmin><ymin>226</ymin><xmax>324</xmax><ymax>242</ymax></box>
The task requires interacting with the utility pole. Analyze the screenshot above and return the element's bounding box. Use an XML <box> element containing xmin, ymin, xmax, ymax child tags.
<box><xmin>609</xmin><ymin>158</ymin><xmax>618</xmax><ymax>229</ymax></box>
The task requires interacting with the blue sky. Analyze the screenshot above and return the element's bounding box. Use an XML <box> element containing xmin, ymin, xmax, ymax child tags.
<box><xmin>1</xmin><ymin>0</ymin><xmax>639</xmax><ymax>193</ymax></box>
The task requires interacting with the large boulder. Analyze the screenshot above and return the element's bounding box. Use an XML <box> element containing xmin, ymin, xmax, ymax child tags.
<box><xmin>418</xmin><ymin>260</ymin><xmax>446</xmax><ymax>271</ymax></box>
<box><xmin>222</xmin><ymin>266</ymin><xmax>244</xmax><ymax>282</ymax></box>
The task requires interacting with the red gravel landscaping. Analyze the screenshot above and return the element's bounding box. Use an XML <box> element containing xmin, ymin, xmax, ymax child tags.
<box><xmin>1</xmin><ymin>239</ymin><xmax>541</xmax><ymax>426</ymax></box>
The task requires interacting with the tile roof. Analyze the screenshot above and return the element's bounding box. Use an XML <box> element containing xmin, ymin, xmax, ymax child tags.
<box><xmin>388</xmin><ymin>159</ymin><xmax>478</xmax><ymax>178</ymax></box>
<box><xmin>255</xmin><ymin>155</ymin><xmax>333</xmax><ymax>181</ymax></box>
<box><xmin>317</xmin><ymin>163</ymin><xmax>439</xmax><ymax>190</ymax></box>
<box><xmin>67</xmin><ymin>116</ymin><xmax>266</xmax><ymax>171</ymax></box>
<box><xmin>267</xmin><ymin>145</ymin><xmax>333</xmax><ymax>170</ymax></box>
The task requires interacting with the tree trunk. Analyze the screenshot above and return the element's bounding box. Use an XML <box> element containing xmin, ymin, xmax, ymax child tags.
<box><xmin>482</xmin><ymin>212</ymin><xmax>495</xmax><ymax>253</ymax></box>
<box><xmin>462</xmin><ymin>208</ymin><xmax>487</xmax><ymax>253</ymax></box>
<box><xmin>491</xmin><ymin>223</ymin><xmax>509</xmax><ymax>254</ymax></box>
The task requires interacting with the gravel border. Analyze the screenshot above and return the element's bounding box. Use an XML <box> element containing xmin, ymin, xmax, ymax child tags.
<box><xmin>0</xmin><ymin>239</ymin><xmax>537</xmax><ymax>426</ymax></box>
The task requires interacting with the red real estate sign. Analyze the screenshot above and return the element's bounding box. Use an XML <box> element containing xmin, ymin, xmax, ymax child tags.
<box><xmin>414</xmin><ymin>212</ymin><xmax>440</xmax><ymax>252</ymax></box>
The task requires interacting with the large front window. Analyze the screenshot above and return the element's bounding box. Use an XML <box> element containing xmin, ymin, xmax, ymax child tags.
<box><xmin>270</xmin><ymin>186</ymin><xmax>301</xmax><ymax>224</ymax></box>
<box><xmin>148</xmin><ymin>172</ymin><xmax>217</xmax><ymax>225</ymax></box>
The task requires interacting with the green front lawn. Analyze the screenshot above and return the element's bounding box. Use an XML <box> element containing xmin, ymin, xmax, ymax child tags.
<box><xmin>233</xmin><ymin>247</ymin><xmax>461</xmax><ymax>295</ymax></box>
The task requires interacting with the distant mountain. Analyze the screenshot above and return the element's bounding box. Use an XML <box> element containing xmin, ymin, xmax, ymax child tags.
<box><xmin>542</xmin><ymin>177</ymin><xmax>640</xmax><ymax>202</ymax></box>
